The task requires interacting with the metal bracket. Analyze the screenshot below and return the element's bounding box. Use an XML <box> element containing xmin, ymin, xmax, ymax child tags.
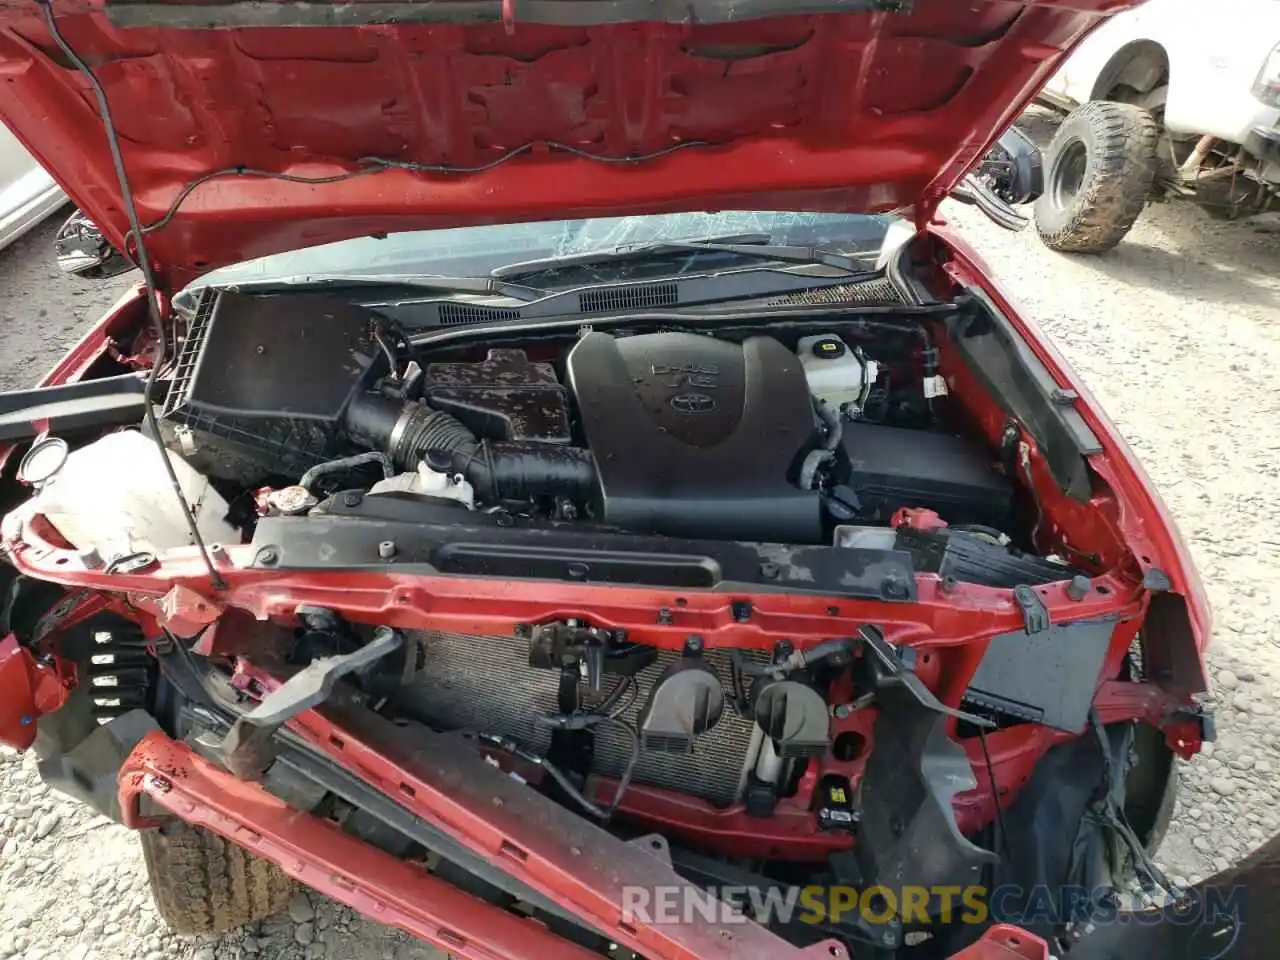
<box><xmin>860</xmin><ymin>627</ymin><xmax>992</xmax><ymax>729</ymax></box>
<box><xmin>1050</xmin><ymin>387</ymin><xmax>1080</xmax><ymax>405</ymax></box>
<box><xmin>1013</xmin><ymin>584</ymin><xmax>1051</xmax><ymax>634</ymax></box>
<box><xmin>206</xmin><ymin>626</ymin><xmax>403</xmax><ymax>779</ymax></box>
<box><xmin>526</xmin><ymin>619</ymin><xmax>633</xmax><ymax>693</ymax></box>
<box><xmin>628</xmin><ymin>833</ymin><xmax>673</xmax><ymax>866</ymax></box>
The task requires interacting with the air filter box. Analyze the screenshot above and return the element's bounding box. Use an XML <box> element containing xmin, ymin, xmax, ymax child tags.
<box><xmin>162</xmin><ymin>290</ymin><xmax>384</xmax><ymax>475</ymax></box>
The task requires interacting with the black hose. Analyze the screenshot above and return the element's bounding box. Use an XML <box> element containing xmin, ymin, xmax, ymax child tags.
<box><xmin>814</xmin><ymin>397</ymin><xmax>842</xmax><ymax>452</ymax></box>
<box><xmin>732</xmin><ymin>637</ymin><xmax>857</xmax><ymax>679</ymax></box>
<box><xmin>845</xmin><ymin>317</ymin><xmax>939</xmax><ymax>417</ymax></box>
<box><xmin>344</xmin><ymin>394</ymin><xmax>596</xmax><ymax>502</ymax></box>
<box><xmin>482</xmin><ymin>721</ymin><xmax>639</xmax><ymax>822</ymax></box>
<box><xmin>299</xmin><ymin>452</ymin><xmax>395</xmax><ymax>493</ymax></box>
<box><xmin>798</xmin><ymin>397</ymin><xmax>843</xmax><ymax>489</ymax></box>
<box><xmin>592</xmin><ymin>675</ymin><xmax>636</xmax><ymax>718</ymax></box>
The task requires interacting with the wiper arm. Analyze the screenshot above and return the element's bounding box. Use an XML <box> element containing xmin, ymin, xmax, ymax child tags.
<box><xmin>491</xmin><ymin>233</ymin><xmax>874</xmax><ymax>281</ymax></box>
<box><xmin>224</xmin><ymin>273</ymin><xmax>545</xmax><ymax>302</ymax></box>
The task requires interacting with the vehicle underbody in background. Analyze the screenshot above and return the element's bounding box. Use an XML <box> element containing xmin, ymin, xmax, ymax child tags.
<box><xmin>1033</xmin><ymin>0</ymin><xmax>1280</xmax><ymax>252</ymax></box>
<box><xmin>0</xmin><ymin>0</ymin><xmax>1215</xmax><ymax>958</ymax></box>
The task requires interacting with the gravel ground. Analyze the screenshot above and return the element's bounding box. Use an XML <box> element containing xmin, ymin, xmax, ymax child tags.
<box><xmin>2</xmin><ymin>127</ymin><xmax>1279</xmax><ymax>957</ymax></box>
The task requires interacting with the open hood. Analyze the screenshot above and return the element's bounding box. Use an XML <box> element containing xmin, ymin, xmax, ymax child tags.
<box><xmin>0</xmin><ymin>0</ymin><xmax>1132</xmax><ymax>289</ymax></box>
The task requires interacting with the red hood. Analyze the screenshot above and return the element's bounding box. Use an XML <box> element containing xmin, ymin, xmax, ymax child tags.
<box><xmin>0</xmin><ymin>0</ymin><xmax>1133</xmax><ymax>290</ymax></box>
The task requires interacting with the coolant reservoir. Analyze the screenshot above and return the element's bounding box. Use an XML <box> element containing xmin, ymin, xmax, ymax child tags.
<box><xmin>29</xmin><ymin>430</ymin><xmax>237</xmax><ymax>558</ymax></box>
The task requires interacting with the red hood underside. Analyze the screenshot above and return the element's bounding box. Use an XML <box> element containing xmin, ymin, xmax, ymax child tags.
<box><xmin>0</xmin><ymin>0</ymin><xmax>1132</xmax><ymax>289</ymax></box>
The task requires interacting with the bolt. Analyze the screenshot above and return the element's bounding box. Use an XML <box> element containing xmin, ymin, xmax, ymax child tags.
<box><xmin>1067</xmin><ymin>575</ymin><xmax>1091</xmax><ymax>601</ymax></box>
<box><xmin>378</xmin><ymin>540</ymin><xmax>397</xmax><ymax>560</ymax></box>
<box><xmin>342</xmin><ymin>491</ymin><xmax>363</xmax><ymax>507</ymax></box>
<box><xmin>832</xmin><ymin>704</ymin><xmax>852</xmax><ymax>720</ymax></box>
<box><xmin>939</xmin><ymin>575</ymin><xmax>958</xmax><ymax>596</ymax></box>
<box><xmin>256</xmin><ymin>547</ymin><xmax>278</xmax><ymax>566</ymax></box>
<box><xmin>732</xmin><ymin>600</ymin><xmax>752</xmax><ymax>622</ymax></box>
<box><xmin>686</xmin><ymin>635</ymin><xmax>704</xmax><ymax>654</ymax></box>
<box><xmin>147</xmin><ymin>775</ymin><xmax>172</xmax><ymax>793</ymax></box>
<box><xmin>208</xmin><ymin>543</ymin><xmax>224</xmax><ymax>555</ymax></box>
<box><xmin>759</xmin><ymin>561</ymin><xmax>780</xmax><ymax>580</ymax></box>
<box><xmin>881</xmin><ymin>577</ymin><xmax>909</xmax><ymax>600</ymax></box>
<box><xmin>657</xmin><ymin>607</ymin><xmax>674</xmax><ymax>625</ymax></box>
<box><xmin>514</xmin><ymin>623</ymin><xmax>531</xmax><ymax>639</ymax></box>
<box><xmin>566</xmin><ymin>562</ymin><xmax>589</xmax><ymax>580</ymax></box>
<box><xmin>774</xmin><ymin>639</ymin><xmax>794</xmax><ymax>661</ymax></box>
<box><xmin>882</xmin><ymin>931</ymin><xmax>896</xmax><ymax>946</ymax></box>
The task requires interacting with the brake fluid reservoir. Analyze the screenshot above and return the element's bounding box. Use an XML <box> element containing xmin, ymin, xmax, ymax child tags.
<box><xmin>30</xmin><ymin>430</ymin><xmax>236</xmax><ymax>557</ymax></box>
<box><xmin>796</xmin><ymin>334</ymin><xmax>878</xmax><ymax>417</ymax></box>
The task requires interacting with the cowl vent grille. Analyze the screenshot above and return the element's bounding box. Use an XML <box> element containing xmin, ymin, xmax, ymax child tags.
<box><xmin>579</xmin><ymin>283</ymin><xmax>679</xmax><ymax>313</ymax></box>
<box><xmin>438</xmin><ymin>303</ymin><xmax>522</xmax><ymax>326</ymax></box>
<box><xmin>767</xmin><ymin>278</ymin><xmax>902</xmax><ymax>305</ymax></box>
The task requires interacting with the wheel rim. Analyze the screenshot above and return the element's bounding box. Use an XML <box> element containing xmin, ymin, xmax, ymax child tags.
<box><xmin>1050</xmin><ymin>138</ymin><xmax>1089</xmax><ymax>210</ymax></box>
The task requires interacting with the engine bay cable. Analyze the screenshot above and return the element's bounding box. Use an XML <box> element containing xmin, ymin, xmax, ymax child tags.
<box><xmin>41</xmin><ymin>0</ymin><xmax>226</xmax><ymax>591</ymax></box>
<box><xmin>977</xmin><ymin>727</ymin><xmax>1012</xmax><ymax>863</ymax></box>
<box><xmin>480</xmin><ymin>723</ymin><xmax>640</xmax><ymax>823</ymax></box>
<box><xmin>138</xmin><ymin>139</ymin><xmax>712</xmax><ymax>237</ymax></box>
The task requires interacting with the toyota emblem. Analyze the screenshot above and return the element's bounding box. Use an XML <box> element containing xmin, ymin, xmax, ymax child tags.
<box><xmin>669</xmin><ymin>392</ymin><xmax>718</xmax><ymax>414</ymax></box>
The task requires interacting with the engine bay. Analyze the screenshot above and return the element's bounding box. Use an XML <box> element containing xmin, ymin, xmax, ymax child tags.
<box><xmin>40</xmin><ymin>286</ymin><xmax>1070</xmax><ymax>595</ymax></box>
<box><xmin>0</xmin><ymin>269</ymin><xmax>1201</xmax><ymax>960</ymax></box>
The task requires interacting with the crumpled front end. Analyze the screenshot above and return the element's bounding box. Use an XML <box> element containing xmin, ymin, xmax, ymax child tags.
<box><xmin>0</xmin><ymin>221</ymin><xmax>1215</xmax><ymax>957</ymax></box>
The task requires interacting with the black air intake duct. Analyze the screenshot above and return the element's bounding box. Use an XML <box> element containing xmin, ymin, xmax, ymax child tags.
<box><xmin>344</xmin><ymin>394</ymin><xmax>595</xmax><ymax>502</ymax></box>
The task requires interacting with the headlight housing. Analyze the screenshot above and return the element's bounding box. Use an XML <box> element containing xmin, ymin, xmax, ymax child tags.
<box><xmin>1255</xmin><ymin>42</ymin><xmax>1280</xmax><ymax>107</ymax></box>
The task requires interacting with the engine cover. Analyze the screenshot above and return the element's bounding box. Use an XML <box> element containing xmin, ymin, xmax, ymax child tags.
<box><xmin>566</xmin><ymin>331</ymin><xmax>821</xmax><ymax>541</ymax></box>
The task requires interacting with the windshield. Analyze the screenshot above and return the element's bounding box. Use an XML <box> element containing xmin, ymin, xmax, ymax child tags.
<box><xmin>187</xmin><ymin>211</ymin><xmax>906</xmax><ymax>292</ymax></box>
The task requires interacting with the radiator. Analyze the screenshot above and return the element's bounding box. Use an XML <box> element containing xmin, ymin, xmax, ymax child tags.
<box><xmin>395</xmin><ymin>631</ymin><xmax>764</xmax><ymax>807</ymax></box>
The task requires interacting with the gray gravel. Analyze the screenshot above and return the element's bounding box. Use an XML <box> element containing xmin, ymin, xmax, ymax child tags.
<box><xmin>1</xmin><ymin>131</ymin><xmax>1278</xmax><ymax>957</ymax></box>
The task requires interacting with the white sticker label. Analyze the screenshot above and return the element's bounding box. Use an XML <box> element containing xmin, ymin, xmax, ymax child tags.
<box><xmin>923</xmin><ymin>374</ymin><xmax>949</xmax><ymax>398</ymax></box>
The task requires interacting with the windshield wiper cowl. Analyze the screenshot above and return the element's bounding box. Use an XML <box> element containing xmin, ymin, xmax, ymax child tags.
<box><xmin>491</xmin><ymin>234</ymin><xmax>874</xmax><ymax>281</ymax></box>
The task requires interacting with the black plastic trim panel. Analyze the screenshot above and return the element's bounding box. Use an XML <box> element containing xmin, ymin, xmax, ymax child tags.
<box><xmin>251</xmin><ymin>505</ymin><xmax>917</xmax><ymax>601</ymax></box>
<box><xmin>963</xmin><ymin>619</ymin><xmax>1115</xmax><ymax>733</ymax></box>
<box><xmin>946</xmin><ymin>293</ymin><xmax>1102</xmax><ymax>501</ymax></box>
<box><xmin>0</xmin><ymin>374</ymin><xmax>151</xmax><ymax>442</ymax></box>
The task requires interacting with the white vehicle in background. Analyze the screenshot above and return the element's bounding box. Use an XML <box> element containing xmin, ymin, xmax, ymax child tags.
<box><xmin>0</xmin><ymin>121</ymin><xmax>65</xmax><ymax>251</ymax></box>
<box><xmin>1033</xmin><ymin>0</ymin><xmax>1280</xmax><ymax>252</ymax></box>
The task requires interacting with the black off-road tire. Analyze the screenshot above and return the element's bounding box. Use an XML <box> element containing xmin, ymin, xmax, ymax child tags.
<box><xmin>140</xmin><ymin>820</ymin><xmax>297</xmax><ymax>935</ymax></box>
<box><xmin>1034</xmin><ymin>100</ymin><xmax>1159</xmax><ymax>253</ymax></box>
